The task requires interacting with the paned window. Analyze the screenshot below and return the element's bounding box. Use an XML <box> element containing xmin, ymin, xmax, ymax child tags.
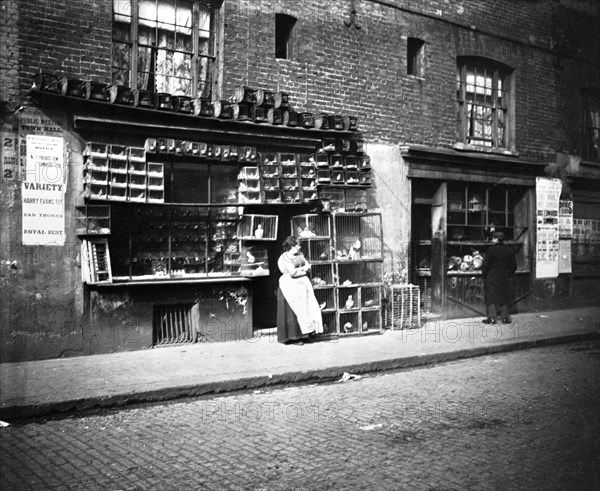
<box><xmin>112</xmin><ymin>0</ymin><xmax>218</xmax><ymax>98</ymax></box>
<box><xmin>457</xmin><ymin>58</ymin><xmax>513</xmax><ymax>150</ymax></box>
<box><xmin>582</xmin><ymin>89</ymin><xmax>600</xmax><ymax>161</ymax></box>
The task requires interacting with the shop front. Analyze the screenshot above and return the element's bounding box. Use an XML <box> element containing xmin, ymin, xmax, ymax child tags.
<box><xmin>9</xmin><ymin>79</ymin><xmax>383</xmax><ymax>359</ymax></box>
<box><xmin>404</xmin><ymin>145</ymin><xmax>544</xmax><ymax>320</ymax></box>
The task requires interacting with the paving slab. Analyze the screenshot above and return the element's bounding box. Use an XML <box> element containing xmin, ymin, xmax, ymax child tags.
<box><xmin>1</xmin><ymin>307</ymin><xmax>599</xmax><ymax>420</ymax></box>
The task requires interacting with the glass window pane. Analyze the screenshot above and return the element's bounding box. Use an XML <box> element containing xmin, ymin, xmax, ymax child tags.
<box><xmin>138</xmin><ymin>25</ymin><xmax>156</xmax><ymax>47</ymax></box>
<box><xmin>158</xmin><ymin>30</ymin><xmax>175</xmax><ymax>49</ymax></box>
<box><xmin>198</xmin><ymin>7</ymin><xmax>212</xmax><ymax>36</ymax></box>
<box><xmin>211</xmin><ymin>166</ymin><xmax>241</xmax><ymax>204</ymax></box>
<box><xmin>113</xmin><ymin>21</ymin><xmax>131</xmax><ymax>42</ymax></box>
<box><xmin>139</xmin><ymin>0</ymin><xmax>158</xmax><ymax>28</ymax></box>
<box><xmin>172</xmin><ymin>163</ymin><xmax>209</xmax><ymax>203</ymax></box>
<box><xmin>112</xmin><ymin>41</ymin><xmax>131</xmax><ymax>68</ymax></box>
<box><xmin>157</xmin><ymin>0</ymin><xmax>176</xmax><ymax>30</ymax></box>
<box><xmin>113</xmin><ymin>0</ymin><xmax>132</xmax><ymax>23</ymax></box>
<box><xmin>197</xmin><ymin>57</ymin><xmax>212</xmax><ymax>98</ymax></box>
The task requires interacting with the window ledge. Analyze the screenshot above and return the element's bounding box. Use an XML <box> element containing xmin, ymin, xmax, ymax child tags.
<box><xmin>580</xmin><ymin>159</ymin><xmax>600</xmax><ymax>168</ymax></box>
<box><xmin>453</xmin><ymin>142</ymin><xmax>519</xmax><ymax>157</ymax></box>
<box><xmin>407</xmin><ymin>74</ymin><xmax>426</xmax><ymax>82</ymax></box>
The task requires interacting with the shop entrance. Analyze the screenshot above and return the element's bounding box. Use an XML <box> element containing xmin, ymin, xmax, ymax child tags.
<box><xmin>411</xmin><ymin>179</ymin><xmax>531</xmax><ymax>319</ymax></box>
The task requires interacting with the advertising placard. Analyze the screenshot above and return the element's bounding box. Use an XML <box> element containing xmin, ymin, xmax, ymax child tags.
<box><xmin>535</xmin><ymin>177</ymin><xmax>561</xmax><ymax>279</ymax></box>
<box><xmin>22</xmin><ymin>135</ymin><xmax>65</xmax><ymax>246</ymax></box>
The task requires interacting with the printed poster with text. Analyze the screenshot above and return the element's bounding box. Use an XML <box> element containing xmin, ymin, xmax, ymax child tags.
<box><xmin>535</xmin><ymin>177</ymin><xmax>561</xmax><ymax>278</ymax></box>
<box><xmin>22</xmin><ymin>134</ymin><xmax>65</xmax><ymax>246</ymax></box>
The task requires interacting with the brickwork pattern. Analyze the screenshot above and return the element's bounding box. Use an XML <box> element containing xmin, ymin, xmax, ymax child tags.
<box><xmin>2</xmin><ymin>0</ymin><xmax>596</xmax><ymax>160</ymax></box>
<box><xmin>12</xmin><ymin>0</ymin><xmax>112</xmax><ymax>96</ymax></box>
<box><xmin>1</xmin><ymin>340</ymin><xmax>599</xmax><ymax>489</ymax></box>
<box><xmin>223</xmin><ymin>0</ymin><xmax>566</xmax><ymax>160</ymax></box>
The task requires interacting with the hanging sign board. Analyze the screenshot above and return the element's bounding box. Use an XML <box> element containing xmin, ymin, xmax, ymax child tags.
<box><xmin>535</xmin><ymin>177</ymin><xmax>561</xmax><ymax>279</ymax></box>
<box><xmin>21</xmin><ymin>135</ymin><xmax>65</xmax><ymax>246</ymax></box>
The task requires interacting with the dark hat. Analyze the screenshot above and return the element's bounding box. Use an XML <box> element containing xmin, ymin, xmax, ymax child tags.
<box><xmin>493</xmin><ymin>231</ymin><xmax>505</xmax><ymax>240</ymax></box>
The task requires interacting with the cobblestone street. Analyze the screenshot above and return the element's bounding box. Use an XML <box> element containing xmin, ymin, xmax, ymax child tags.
<box><xmin>1</xmin><ymin>340</ymin><xmax>599</xmax><ymax>490</ymax></box>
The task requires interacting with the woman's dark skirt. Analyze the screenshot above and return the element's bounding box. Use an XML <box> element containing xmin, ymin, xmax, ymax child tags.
<box><xmin>277</xmin><ymin>286</ymin><xmax>306</xmax><ymax>344</ymax></box>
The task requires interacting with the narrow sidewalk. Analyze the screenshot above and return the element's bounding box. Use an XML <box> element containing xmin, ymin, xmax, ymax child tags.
<box><xmin>1</xmin><ymin>306</ymin><xmax>599</xmax><ymax>420</ymax></box>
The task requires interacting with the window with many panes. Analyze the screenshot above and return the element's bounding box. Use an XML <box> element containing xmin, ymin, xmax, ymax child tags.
<box><xmin>582</xmin><ymin>89</ymin><xmax>600</xmax><ymax>161</ymax></box>
<box><xmin>456</xmin><ymin>57</ymin><xmax>513</xmax><ymax>150</ymax></box>
<box><xmin>112</xmin><ymin>0</ymin><xmax>218</xmax><ymax>98</ymax></box>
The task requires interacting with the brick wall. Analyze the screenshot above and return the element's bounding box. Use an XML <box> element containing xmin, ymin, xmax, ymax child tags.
<box><xmin>0</xmin><ymin>0</ymin><xmax>20</xmax><ymax>102</ymax></box>
<box><xmin>2</xmin><ymin>0</ymin><xmax>597</xmax><ymax>161</ymax></box>
<box><xmin>13</xmin><ymin>0</ymin><xmax>112</xmax><ymax>95</ymax></box>
<box><xmin>222</xmin><ymin>0</ymin><xmax>590</xmax><ymax>161</ymax></box>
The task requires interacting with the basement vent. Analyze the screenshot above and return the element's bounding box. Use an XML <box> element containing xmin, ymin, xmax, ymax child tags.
<box><xmin>153</xmin><ymin>303</ymin><xmax>195</xmax><ymax>346</ymax></box>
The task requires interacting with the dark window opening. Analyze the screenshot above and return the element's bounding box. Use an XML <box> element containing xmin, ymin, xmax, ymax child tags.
<box><xmin>275</xmin><ymin>14</ymin><xmax>296</xmax><ymax>60</ymax></box>
<box><xmin>407</xmin><ymin>38</ymin><xmax>425</xmax><ymax>77</ymax></box>
<box><xmin>582</xmin><ymin>89</ymin><xmax>600</xmax><ymax>162</ymax></box>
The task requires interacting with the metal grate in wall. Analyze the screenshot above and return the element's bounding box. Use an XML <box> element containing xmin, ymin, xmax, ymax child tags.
<box><xmin>153</xmin><ymin>304</ymin><xmax>195</xmax><ymax>346</ymax></box>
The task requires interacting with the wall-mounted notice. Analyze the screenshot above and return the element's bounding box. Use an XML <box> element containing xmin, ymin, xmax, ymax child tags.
<box><xmin>1</xmin><ymin>129</ymin><xmax>19</xmax><ymax>180</ymax></box>
<box><xmin>22</xmin><ymin>134</ymin><xmax>65</xmax><ymax>246</ymax></box>
<box><xmin>558</xmin><ymin>239</ymin><xmax>572</xmax><ymax>274</ymax></box>
<box><xmin>558</xmin><ymin>200</ymin><xmax>573</xmax><ymax>239</ymax></box>
<box><xmin>535</xmin><ymin>177</ymin><xmax>561</xmax><ymax>279</ymax></box>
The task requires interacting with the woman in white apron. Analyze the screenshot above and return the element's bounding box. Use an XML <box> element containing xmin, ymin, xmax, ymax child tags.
<box><xmin>277</xmin><ymin>236</ymin><xmax>324</xmax><ymax>344</ymax></box>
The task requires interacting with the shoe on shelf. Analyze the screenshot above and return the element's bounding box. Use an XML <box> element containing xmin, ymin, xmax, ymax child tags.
<box><xmin>482</xmin><ymin>317</ymin><xmax>497</xmax><ymax>324</ymax></box>
<box><xmin>502</xmin><ymin>318</ymin><xmax>512</xmax><ymax>324</ymax></box>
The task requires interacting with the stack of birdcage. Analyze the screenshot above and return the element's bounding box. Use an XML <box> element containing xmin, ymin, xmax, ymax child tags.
<box><xmin>387</xmin><ymin>284</ymin><xmax>421</xmax><ymax>329</ymax></box>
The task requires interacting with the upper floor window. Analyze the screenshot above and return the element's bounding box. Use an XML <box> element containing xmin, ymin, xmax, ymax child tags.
<box><xmin>112</xmin><ymin>0</ymin><xmax>218</xmax><ymax>98</ymax></box>
<box><xmin>407</xmin><ymin>38</ymin><xmax>425</xmax><ymax>77</ymax></box>
<box><xmin>275</xmin><ymin>14</ymin><xmax>297</xmax><ymax>60</ymax></box>
<box><xmin>582</xmin><ymin>89</ymin><xmax>600</xmax><ymax>161</ymax></box>
<box><xmin>456</xmin><ymin>57</ymin><xmax>513</xmax><ymax>150</ymax></box>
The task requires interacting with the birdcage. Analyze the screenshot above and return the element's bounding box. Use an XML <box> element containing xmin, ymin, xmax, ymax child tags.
<box><xmin>291</xmin><ymin>214</ymin><xmax>331</xmax><ymax>238</ymax></box>
<box><xmin>313</xmin><ymin>287</ymin><xmax>335</xmax><ymax>313</ymax></box>
<box><xmin>337</xmin><ymin>261</ymin><xmax>383</xmax><ymax>285</ymax></box>
<box><xmin>299</xmin><ymin>238</ymin><xmax>332</xmax><ymax>262</ymax></box>
<box><xmin>338</xmin><ymin>286</ymin><xmax>359</xmax><ymax>311</ymax></box>
<box><xmin>339</xmin><ymin>311</ymin><xmax>359</xmax><ymax>334</ymax></box>
<box><xmin>360</xmin><ymin>286</ymin><xmax>381</xmax><ymax>309</ymax></box>
<box><xmin>240</xmin><ymin>245</ymin><xmax>269</xmax><ymax>277</ymax></box>
<box><xmin>310</xmin><ymin>263</ymin><xmax>335</xmax><ymax>286</ymax></box>
<box><xmin>279</xmin><ymin>153</ymin><xmax>297</xmax><ymax>166</ymax></box>
<box><xmin>237</xmin><ymin>214</ymin><xmax>278</xmax><ymax>240</ymax></box>
<box><xmin>361</xmin><ymin>310</ymin><xmax>381</xmax><ymax>333</ymax></box>
<box><xmin>387</xmin><ymin>284</ymin><xmax>421</xmax><ymax>329</ymax></box>
<box><xmin>321</xmin><ymin>312</ymin><xmax>337</xmax><ymax>335</ymax></box>
<box><xmin>333</xmin><ymin>213</ymin><xmax>383</xmax><ymax>260</ymax></box>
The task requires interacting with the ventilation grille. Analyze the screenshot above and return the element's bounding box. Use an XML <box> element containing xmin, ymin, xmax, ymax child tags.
<box><xmin>153</xmin><ymin>304</ymin><xmax>195</xmax><ymax>345</ymax></box>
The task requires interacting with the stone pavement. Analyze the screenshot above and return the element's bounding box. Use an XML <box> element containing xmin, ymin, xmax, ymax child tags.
<box><xmin>1</xmin><ymin>306</ymin><xmax>599</xmax><ymax>421</ymax></box>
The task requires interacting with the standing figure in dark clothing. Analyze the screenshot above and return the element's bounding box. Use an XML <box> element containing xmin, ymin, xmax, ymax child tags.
<box><xmin>481</xmin><ymin>231</ymin><xmax>517</xmax><ymax>325</ymax></box>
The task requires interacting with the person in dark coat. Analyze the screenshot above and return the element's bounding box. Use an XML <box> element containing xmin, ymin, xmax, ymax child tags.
<box><xmin>481</xmin><ymin>231</ymin><xmax>517</xmax><ymax>324</ymax></box>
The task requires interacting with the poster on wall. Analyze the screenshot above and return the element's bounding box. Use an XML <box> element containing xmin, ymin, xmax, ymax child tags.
<box><xmin>558</xmin><ymin>200</ymin><xmax>573</xmax><ymax>239</ymax></box>
<box><xmin>18</xmin><ymin>107</ymin><xmax>65</xmax><ymax>179</ymax></box>
<box><xmin>558</xmin><ymin>239</ymin><xmax>572</xmax><ymax>274</ymax></box>
<box><xmin>535</xmin><ymin>177</ymin><xmax>561</xmax><ymax>279</ymax></box>
<box><xmin>1</xmin><ymin>129</ymin><xmax>19</xmax><ymax>181</ymax></box>
<box><xmin>22</xmin><ymin>135</ymin><xmax>65</xmax><ymax>246</ymax></box>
